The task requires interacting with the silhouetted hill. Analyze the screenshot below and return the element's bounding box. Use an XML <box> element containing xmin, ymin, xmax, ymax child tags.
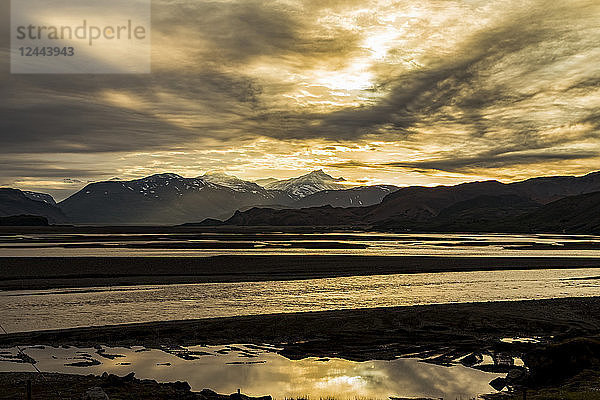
<box><xmin>0</xmin><ymin>215</ymin><xmax>49</xmax><ymax>226</ymax></box>
<box><xmin>375</xmin><ymin>194</ymin><xmax>540</xmax><ymax>231</ymax></box>
<box><xmin>294</xmin><ymin>185</ymin><xmax>398</xmax><ymax>208</ymax></box>
<box><xmin>361</xmin><ymin>180</ymin><xmax>512</xmax><ymax>225</ymax></box>
<box><xmin>510</xmin><ymin>171</ymin><xmax>600</xmax><ymax>203</ymax></box>
<box><xmin>214</xmin><ymin>171</ymin><xmax>600</xmax><ymax>233</ymax></box>
<box><xmin>224</xmin><ymin>205</ymin><xmax>366</xmax><ymax>227</ymax></box>
<box><xmin>0</xmin><ymin>188</ymin><xmax>66</xmax><ymax>223</ymax></box>
<box><xmin>501</xmin><ymin>191</ymin><xmax>600</xmax><ymax>234</ymax></box>
<box><xmin>363</xmin><ymin>172</ymin><xmax>600</xmax><ymax>226</ymax></box>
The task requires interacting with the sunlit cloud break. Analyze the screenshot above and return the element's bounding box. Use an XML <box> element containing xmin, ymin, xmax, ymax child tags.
<box><xmin>1</xmin><ymin>0</ymin><xmax>599</xmax><ymax>199</ymax></box>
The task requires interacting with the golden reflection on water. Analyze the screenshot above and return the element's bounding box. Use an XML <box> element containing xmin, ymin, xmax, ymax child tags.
<box><xmin>2</xmin><ymin>268</ymin><xmax>600</xmax><ymax>332</ymax></box>
<box><xmin>1</xmin><ymin>232</ymin><xmax>600</xmax><ymax>257</ymax></box>
<box><xmin>0</xmin><ymin>345</ymin><xmax>503</xmax><ymax>399</ymax></box>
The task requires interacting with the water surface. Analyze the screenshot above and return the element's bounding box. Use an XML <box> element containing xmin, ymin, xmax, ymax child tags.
<box><xmin>0</xmin><ymin>344</ymin><xmax>503</xmax><ymax>399</ymax></box>
<box><xmin>2</xmin><ymin>268</ymin><xmax>599</xmax><ymax>332</ymax></box>
<box><xmin>1</xmin><ymin>232</ymin><xmax>600</xmax><ymax>257</ymax></box>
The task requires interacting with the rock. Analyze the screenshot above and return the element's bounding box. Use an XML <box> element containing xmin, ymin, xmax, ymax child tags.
<box><xmin>200</xmin><ymin>389</ymin><xmax>221</xmax><ymax>398</ymax></box>
<box><xmin>231</xmin><ymin>394</ymin><xmax>271</xmax><ymax>400</ymax></box>
<box><xmin>490</xmin><ymin>377</ymin><xmax>507</xmax><ymax>391</ymax></box>
<box><xmin>524</xmin><ymin>337</ymin><xmax>600</xmax><ymax>386</ymax></box>
<box><xmin>170</xmin><ymin>381</ymin><xmax>191</xmax><ymax>391</ymax></box>
<box><xmin>507</xmin><ymin>368</ymin><xmax>526</xmax><ymax>383</ymax></box>
<box><xmin>461</xmin><ymin>353</ymin><xmax>482</xmax><ymax>367</ymax></box>
<box><xmin>103</xmin><ymin>373</ymin><xmax>124</xmax><ymax>386</ymax></box>
<box><xmin>64</xmin><ymin>359</ymin><xmax>101</xmax><ymax>367</ymax></box>
<box><xmin>82</xmin><ymin>387</ymin><xmax>109</xmax><ymax>400</ymax></box>
<box><xmin>199</xmin><ymin>389</ymin><xmax>271</xmax><ymax>400</ymax></box>
<box><xmin>123</xmin><ymin>372</ymin><xmax>135</xmax><ymax>382</ymax></box>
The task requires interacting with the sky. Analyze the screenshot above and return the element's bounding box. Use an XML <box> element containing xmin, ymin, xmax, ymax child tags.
<box><xmin>1</xmin><ymin>0</ymin><xmax>600</xmax><ymax>201</ymax></box>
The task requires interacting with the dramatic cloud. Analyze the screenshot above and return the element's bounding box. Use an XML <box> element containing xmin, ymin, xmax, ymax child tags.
<box><xmin>1</xmin><ymin>0</ymin><xmax>599</xmax><ymax>199</ymax></box>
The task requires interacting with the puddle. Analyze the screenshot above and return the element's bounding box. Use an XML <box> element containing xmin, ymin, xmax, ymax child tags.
<box><xmin>500</xmin><ymin>337</ymin><xmax>542</xmax><ymax>344</ymax></box>
<box><xmin>0</xmin><ymin>344</ymin><xmax>504</xmax><ymax>399</ymax></box>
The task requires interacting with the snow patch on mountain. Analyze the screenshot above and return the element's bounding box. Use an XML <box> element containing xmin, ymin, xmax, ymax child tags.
<box><xmin>264</xmin><ymin>170</ymin><xmax>349</xmax><ymax>198</ymax></box>
<box><xmin>200</xmin><ymin>171</ymin><xmax>266</xmax><ymax>193</ymax></box>
<box><xmin>22</xmin><ymin>191</ymin><xmax>57</xmax><ymax>205</ymax></box>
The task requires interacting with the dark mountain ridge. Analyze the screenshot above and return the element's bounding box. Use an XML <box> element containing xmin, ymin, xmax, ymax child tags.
<box><xmin>4</xmin><ymin>170</ymin><xmax>599</xmax><ymax>229</ymax></box>
<box><xmin>0</xmin><ymin>188</ymin><xmax>66</xmax><ymax>223</ymax></box>
<box><xmin>57</xmin><ymin>171</ymin><xmax>398</xmax><ymax>225</ymax></box>
<box><xmin>58</xmin><ymin>173</ymin><xmax>293</xmax><ymax>225</ymax></box>
<box><xmin>215</xmin><ymin>171</ymin><xmax>600</xmax><ymax>233</ymax></box>
<box><xmin>499</xmin><ymin>191</ymin><xmax>600</xmax><ymax>234</ymax></box>
<box><xmin>293</xmin><ymin>185</ymin><xmax>398</xmax><ymax>208</ymax></box>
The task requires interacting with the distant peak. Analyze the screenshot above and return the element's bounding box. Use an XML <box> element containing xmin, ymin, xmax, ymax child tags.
<box><xmin>304</xmin><ymin>170</ymin><xmax>345</xmax><ymax>182</ymax></box>
<box><xmin>143</xmin><ymin>173</ymin><xmax>184</xmax><ymax>180</ymax></box>
<box><xmin>303</xmin><ymin>169</ymin><xmax>330</xmax><ymax>179</ymax></box>
<box><xmin>202</xmin><ymin>170</ymin><xmax>234</xmax><ymax>177</ymax></box>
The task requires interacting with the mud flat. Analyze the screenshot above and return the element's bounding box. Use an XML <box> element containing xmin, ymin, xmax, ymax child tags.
<box><xmin>0</xmin><ymin>297</ymin><xmax>598</xmax><ymax>360</ymax></box>
<box><xmin>1</xmin><ymin>255</ymin><xmax>600</xmax><ymax>290</ymax></box>
<box><xmin>0</xmin><ymin>371</ymin><xmax>271</xmax><ymax>400</ymax></box>
<box><xmin>1</xmin><ymin>297</ymin><xmax>600</xmax><ymax>397</ymax></box>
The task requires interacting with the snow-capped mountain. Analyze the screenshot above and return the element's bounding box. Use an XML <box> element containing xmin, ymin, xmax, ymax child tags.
<box><xmin>59</xmin><ymin>173</ymin><xmax>291</xmax><ymax>225</ymax></box>
<box><xmin>254</xmin><ymin>177</ymin><xmax>279</xmax><ymax>186</ymax></box>
<box><xmin>0</xmin><ymin>188</ymin><xmax>65</xmax><ymax>223</ymax></box>
<box><xmin>200</xmin><ymin>171</ymin><xmax>266</xmax><ymax>193</ymax></box>
<box><xmin>22</xmin><ymin>191</ymin><xmax>57</xmax><ymax>205</ymax></box>
<box><xmin>265</xmin><ymin>170</ymin><xmax>349</xmax><ymax>198</ymax></box>
<box><xmin>48</xmin><ymin>171</ymin><xmax>398</xmax><ymax>225</ymax></box>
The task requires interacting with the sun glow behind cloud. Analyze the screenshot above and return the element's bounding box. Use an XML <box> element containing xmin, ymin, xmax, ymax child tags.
<box><xmin>1</xmin><ymin>0</ymin><xmax>600</xmax><ymax>199</ymax></box>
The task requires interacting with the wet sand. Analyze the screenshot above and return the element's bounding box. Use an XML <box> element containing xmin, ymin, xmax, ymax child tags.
<box><xmin>0</xmin><ymin>371</ymin><xmax>267</xmax><ymax>400</ymax></box>
<box><xmin>1</xmin><ymin>255</ymin><xmax>600</xmax><ymax>290</ymax></box>
<box><xmin>1</xmin><ymin>298</ymin><xmax>599</xmax><ymax>397</ymax></box>
<box><xmin>1</xmin><ymin>297</ymin><xmax>599</xmax><ymax>362</ymax></box>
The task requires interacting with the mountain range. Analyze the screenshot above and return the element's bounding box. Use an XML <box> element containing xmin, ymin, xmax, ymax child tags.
<box><xmin>1</xmin><ymin>170</ymin><xmax>600</xmax><ymax>233</ymax></box>
<box><xmin>0</xmin><ymin>170</ymin><xmax>397</xmax><ymax>225</ymax></box>
<box><xmin>0</xmin><ymin>188</ymin><xmax>66</xmax><ymax>224</ymax></box>
<box><xmin>263</xmin><ymin>169</ymin><xmax>347</xmax><ymax>197</ymax></box>
<box><xmin>214</xmin><ymin>171</ymin><xmax>600</xmax><ymax>234</ymax></box>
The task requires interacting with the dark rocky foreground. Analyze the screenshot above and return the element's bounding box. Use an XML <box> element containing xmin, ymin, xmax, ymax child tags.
<box><xmin>0</xmin><ymin>371</ymin><xmax>272</xmax><ymax>400</ymax></box>
<box><xmin>2</xmin><ymin>297</ymin><xmax>600</xmax><ymax>397</ymax></box>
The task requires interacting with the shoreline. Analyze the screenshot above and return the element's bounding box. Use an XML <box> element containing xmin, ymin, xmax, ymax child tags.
<box><xmin>1</xmin><ymin>297</ymin><xmax>599</xmax><ymax>397</ymax></box>
<box><xmin>1</xmin><ymin>255</ymin><xmax>600</xmax><ymax>290</ymax></box>
<box><xmin>0</xmin><ymin>372</ymin><xmax>271</xmax><ymax>400</ymax></box>
<box><xmin>2</xmin><ymin>297</ymin><xmax>599</xmax><ymax>359</ymax></box>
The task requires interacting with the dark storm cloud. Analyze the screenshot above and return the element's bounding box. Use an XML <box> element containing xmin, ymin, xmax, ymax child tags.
<box><xmin>1</xmin><ymin>0</ymin><xmax>599</xmax><ymax>187</ymax></box>
<box><xmin>0</xmin><ymin>58</ymin><xmax>266</xmax><ymax>153</ymax></box>
<box><xmin>326</xmin><ymin>149</ymin><xmax>600</xmax><ymax>174</ymax></box>
<box><xmin>0</xmin><ymin>0</ymin><xmax>361</xmax><ymax>156</ymax></box>
<box><xmin>325</xmin><ymin>160</ymin><xmax>373</xmax><ymax>169</ymax></box>
<box><xmin>153</xmin><ymin>1</ymin><xmax>361</xmax><ymax>64</ymax></box>
<box><xmin>0</xmin><ymin>160</ymin><xmax>104</xmax><ymax>177</ymax></box>
<box><xmin>385</xmin><ymin>150</ymin><xmax>600</xmax><ymax>173</ymax></box>
<box><xmin>257</xmin><ymin>0</ymin><xmax>600</xmax><ymax>141</ymax></box>
<box><xmin>154</xmin><ymin>1</ymin><xmax>301</xmax><ymax>62</ymax></box>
